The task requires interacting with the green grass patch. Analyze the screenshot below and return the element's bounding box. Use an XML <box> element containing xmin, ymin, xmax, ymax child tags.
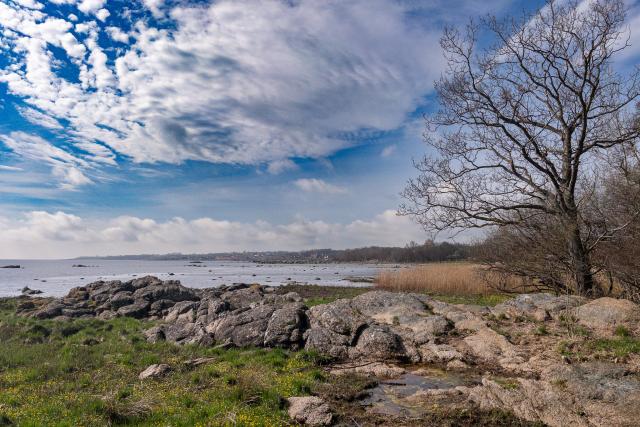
<box><xmin>0</xmin><ymin>298</ymin><xmax>322</xmax><ymax>426</ymax></box>
<box><xmin>429</xmin><ymin>294</ymin><xmax>512</xmax><ymax>307</ymax></box>
<box><xmin>588</xmin><ymin>336</ymin><xmax>640</xmax><ymax>358</ymax></box>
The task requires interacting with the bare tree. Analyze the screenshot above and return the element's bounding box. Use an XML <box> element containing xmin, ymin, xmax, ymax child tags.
<box><xmin>401</xmin><ymin>0</ymin><xmax>640</xmax><ymax>296</ymax></box>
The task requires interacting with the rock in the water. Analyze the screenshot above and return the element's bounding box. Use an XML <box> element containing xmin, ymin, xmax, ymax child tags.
<box><xmin>287</xmin><ymin>396</ymin><xmax>333</xmax><ymax>426</ymax></box>
<box><xmin>21</xmin><ymin>287</ymin><xmax>43</xmax><ymax>296</ymax></box>
<box><xmin>330</xmin><ymin>362</ymin><xmax>406</xmax><ymax>378</ymax></box>
<box><xmin>139</xmin><ymin>363</ymin><xmax>171</xmax><ymax>380</ymax></box>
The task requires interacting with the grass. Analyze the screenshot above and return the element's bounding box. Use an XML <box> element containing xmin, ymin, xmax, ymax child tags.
<box><xmin>588</xmin><ymin>336</ymin><xmax>640</xmax><ymax>358</ymax></box>
<box><xmin>375</xmin><ymin>263</ymin><xmax>514</xmax><ymax>306</ymax></box>
<box><xmin>0</xmin><ymin>297</ymin><xmax>324</xmax><ymax>426</ymax></box>
<box><xmin>277</xmin><ymin>283</ymin><xmax>370</xmax><ymax>307</ymax></box>
<box><xmin>558</xmin><ymin>332</ymin><xmax>640</xmax><ymax>360</ymax></box>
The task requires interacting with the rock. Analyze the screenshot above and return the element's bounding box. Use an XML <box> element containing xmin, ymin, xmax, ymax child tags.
<box><xmin>350</xmin><ymin>291</ymin><xmax>430</xmax><ymax>324</ymax></box>
<box><xmin>164</xmin><ymin>301</ymin><xmax>197</xmax><ymax>323</ymax></box>
<box><xmin>164</xmin><ymin>322</ymin><xmax>211</xmax><ymax>345</ymax></box>
<box><xmin>109</xmin><ymin>291</ymin><xmax>134</xmax><ymax>310</ymax></box>
<box><xmin>263</xmin><ymin>302</ymin><xmax>307</xmax><ymax>348</ymax></box>
<box><xmin>446</xmin><ymin>359</ymin><xmax>469</xmax><ymax>370</ymax></box>
<box><xmin>32</xmin><ymin>302</ymin><xmax>65</xmax><ymax>319</ymax></box>
<box><xmin>466</xmin><ymin>377</ymin><xmax>588</xmax><ymax>427</ymax></box>
<box><xmin>304</xmin><ymin>299</ymin><xmax>368</xmax><ymax>359</ymax></box>
<box><xmin>133</xmin><ymin>282</ymin><xmax>198</xmax><ymax>303</ymax></box>
<box><xmin>1</xmin><ymin>264</ymin><xmax>20</xmax><ymax>268</ymax></box>
<box><xmin>349</xmin><ymin>324</ymin><xmax>407</xmax><ymax>361</ymax></box>
<box><xmin>419</xmin><ymin>343</ymin><xmax>465</xmax><ymax>364</ymax></box>
<box><xmin>492</xmin><ymin>293</ymin><xmax>585</xmax><ymax>321</ymax></box>
<box><xmin>221</xmin><ymin>286</ymin><xmax>264</xmax><ymax>309</ymax></box>
<box><xmin>462</xmin><ymin>327</ymin><xmax>523</xmax><ymax>369</ymax></box>
<box><xmin>144</xmin><ymin>326</ymin><xmax>165</xmax><ymax>343</ymax></box>
<box><xmin>117</xmin><ymin>300</ymin><xmax>150</xmax><ymax>318</ymax></box>
<box><xmin>209</xmin><ymin>304</ymin><xmax>277</xmax><ymax>347</ymax></box>
<box><xmin>330</xmin><ymin>362</ymin><xmax>406</xmax><ymax>378</ymax></box>
<box><xmin>97</xmin><ymin>310</ymin><xmax>117</xmax><ymax>320</ymax></box>
<box><xmin>21</xmin><ymin>287</ymin><xmax>43</xmax><ymax>296</ymax></box>
<box><xmin>138</xmin><ymin>364</ymin><xmax>171</xmax><ymax>380</ymax></box>
<box><xmin>183</xmin><ymin>357</ymin><xmax>216</xmax><ymax>369</ymax></box>
<box><xmin>304</xmin><ymin>327</ymin><xmax>352</xmax><ymax>359</ymax></box>
<box><xmin>430</xmin><ymin>301</ymin><xmax>487</xmax><ymax>331</ymax></box>
<box><xmin>307</xmin><ymin>299</ymin><xmax>368</xmax><ymax>340</ymax></box>
<box><xmin>574</xmin><ymin>297</ymin><xmax>640</xmax><ymax>335</ymax></box>
<box><xmin>287</xmin><ymin>396</ymin><xmax>333</xmax><ymax>426</ymax></box>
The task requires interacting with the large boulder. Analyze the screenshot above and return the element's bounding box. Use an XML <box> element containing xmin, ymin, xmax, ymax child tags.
<box><xmin>208</xmin><ymin>305</ymin><xmax>277</xmax><ymax>347</ymax></box>
<box><xmin>492</xmin><ymin>293</ymin><xmax>586</xmax><ymax>321</ymax></box>
<box><xmin>304</xmin><ymin>299</ymin><xmax>368</xmax><ymax>359</ymax></box>
<box><xmin>263</xmin><ymin>302</ymin><xmax>307</xmax><ymax>349</ymax></box>
<box><xmin>574</xmin><ymin>297</ymin><xmax>640</xmax><ymax>335</ymax></box>
<box><xmin>348</xmin><ymin>324</ymin><xmax>407</xmax><ymax>361</ymax></box>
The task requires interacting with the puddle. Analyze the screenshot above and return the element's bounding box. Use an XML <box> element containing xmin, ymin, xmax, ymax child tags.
<box><xmin>360</xmin><ymin>366</ymin><xmax>481</xmax><ymax>417</ymax></box>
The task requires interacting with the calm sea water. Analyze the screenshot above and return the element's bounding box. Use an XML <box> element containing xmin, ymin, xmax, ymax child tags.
<box><xmin>0</xmin><ymin>259</ymin><xmax>396</xmax><ymax>297</ymax></box>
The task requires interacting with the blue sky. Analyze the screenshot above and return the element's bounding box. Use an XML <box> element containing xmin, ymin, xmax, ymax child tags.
<box><xmin>0</xmin><ymin>0</ymin><xmax>637</xmax><ymax>258</ymax></box>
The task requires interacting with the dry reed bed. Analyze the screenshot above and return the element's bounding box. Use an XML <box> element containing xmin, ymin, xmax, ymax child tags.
<box><xmin>375</xmin><ymin>262</ymin><xmax>523</xmax><ymax>295</ymax></box>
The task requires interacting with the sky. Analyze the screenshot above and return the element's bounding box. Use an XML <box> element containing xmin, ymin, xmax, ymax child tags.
<box><xmin>0</xmin><ymin>0</ymin><xmax>637</xmax><ymax>258</ymax></box>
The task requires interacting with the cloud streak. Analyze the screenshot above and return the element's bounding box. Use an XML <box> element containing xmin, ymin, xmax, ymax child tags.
<box><xmin>294</xmin><ymin>178</ymin><xmax>347</xmax><ymax>194</ymax></box>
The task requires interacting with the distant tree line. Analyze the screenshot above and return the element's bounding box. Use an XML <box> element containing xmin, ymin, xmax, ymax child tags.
<box><xmin>329</xmin><ymin>241</ymin><xmax>470</xmax><ymax>263</ymax></box>
<box><xmin>90</xmin><ymin>241</ymin><xmax>471</xmax><ymax>264</ymax></box>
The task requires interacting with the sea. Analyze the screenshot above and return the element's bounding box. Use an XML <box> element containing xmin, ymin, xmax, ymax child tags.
<box><xmin>0</xmin><ymin>259</ymin><xmax>399</xmax><ymax>297</ymax></box>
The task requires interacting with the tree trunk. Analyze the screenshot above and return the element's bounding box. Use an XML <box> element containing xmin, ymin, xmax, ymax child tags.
<box><xmin>566</xmin><ymin>221</ymin><xmax>595</xmax><ymax>296</ymax></box>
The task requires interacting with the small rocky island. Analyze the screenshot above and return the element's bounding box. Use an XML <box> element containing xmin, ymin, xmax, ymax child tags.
<box><xmin>14</xmin><ymin>276</ymin><xmax>640</xmax><ymax>426</ymax></box>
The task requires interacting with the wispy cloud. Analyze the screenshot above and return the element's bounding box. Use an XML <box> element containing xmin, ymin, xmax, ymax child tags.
<box><xmin>381</xmin><ymin>144</ymin><xmax>397</xmax><ymax>157</ymax></box>
<box><xmin>267</xmin><ymin>159</ymin><xmax>299</xmax><ymax>175</ymax></box>
<box><xmin>294</xmin><ymin>178</ymin><xmax>347</xmax><ymax>194</ymax></box>
<box><xmin>0</xmin><ymin>132</ymin><xmax>92</xmax><ymax>189</ymax></box>
<box><xmin>0</xmin><ymin>165</ymin><xmax>23</xmax><ymax>172</ymax></box>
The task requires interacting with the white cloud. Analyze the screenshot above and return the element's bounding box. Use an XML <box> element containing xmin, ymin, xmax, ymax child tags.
<box><xmin>143</xmin><ymin>0</ymin><xmax>165</xmax><ymax>18</ymax></box>
<box><xmin>0</xmin><ymin>209</ymin><xmax>424</xmax><ymax>258</ymax></box>
<box><xmin>14</xmin><ymin>0</ymin><xmax>44</xmax><ymax>10</ymax></box>
<box><xmin>0</xmin><ymin>165</ymin><xmax>23</xmax><ymax>171</ymax></box>
<box><xmin>16</xmin><ymin>106</ymin><xmax>63</xmax><ymax>129</ymax></box>
<box><xmin>95</xmin><ymin>8</ymin><xmax>109</xmax><ymax>22</ymax></box>
<box><xmin>0</xmin><ymin>0</ymin><xmax>444</xmax><ymax>168</ymax></box>
<box><xmin>77</xmin><ymin>0</ymin><xmax>106</xmax><ymax>14</ymax></box>
<box><xmin>294</xmin><ymin>178</ymin><xmax>347</xmax><ymax>194</ymax></box>
<box><xmin>267</xmin><ymin>159</ymin><xmax>299</xmax><ymax>175</ymax></box>
<box><xmin>381</xmin><ymin>144</ymin><xmax>397</xmax><ymax>157</ymax></box>
<box><xmin>0</xmin><ymin>131</ymin><xmax>93</xmax><ymax>189</ymax></box>
<box><xmin>105</xmin><ymin>26</ymin><xmax>129</xmax><ymax>43</ymax></box>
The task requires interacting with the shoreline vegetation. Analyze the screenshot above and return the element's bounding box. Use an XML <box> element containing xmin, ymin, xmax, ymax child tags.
<box><xmin>2</xmin><ymin>272</ymin><xmax>640</xmax><ymax>426</ymax></box>
<box><xmin>0</xmin><ymin>281</ymin><xmax>529</xmax><ymax>427</ymax></box>
<box><xmin>73</xmin><ymin>241</ymin><xmax>471</xmax><ymax>264</ymax></box>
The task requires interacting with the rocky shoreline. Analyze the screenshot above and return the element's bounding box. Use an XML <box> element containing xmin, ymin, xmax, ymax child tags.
<box><xmin>15</xmin><ymin>276</ymin><xmax>640</xmax><ymax>426</ymax></box>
